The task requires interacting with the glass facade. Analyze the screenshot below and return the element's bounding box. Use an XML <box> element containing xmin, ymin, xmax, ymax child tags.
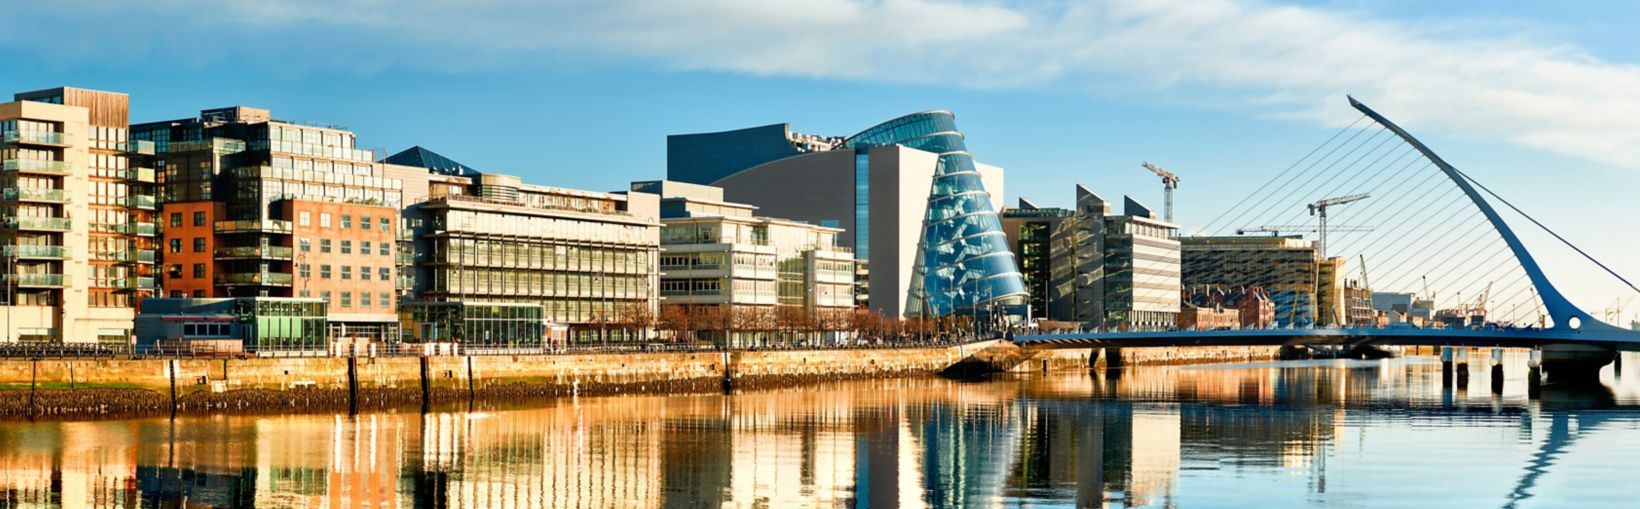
<box><xmin>853</xmin><ymin>150</ymin><xmax>870</xmax><ymax>260</ymax></box>
<box><xmin>843</xmin><ymin>111</ymin><xmax>1026</xmax><ymax>316</ymax></box>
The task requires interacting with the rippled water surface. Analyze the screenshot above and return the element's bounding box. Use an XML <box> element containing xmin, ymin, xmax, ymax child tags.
<box><xmin>3</xmin><ymin>352</ymin><xmax>1640</xmax><ymax>508</ymax></box>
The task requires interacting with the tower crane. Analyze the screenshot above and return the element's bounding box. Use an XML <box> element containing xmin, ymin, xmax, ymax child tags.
<box><xmin>1606</xmin><ymin>295</ymin><xmax>1638</xmax><ymax>325</ymax></box>
<box><xmin>1358</xmin><ymin>254</ymin><xmax>1371</xmax><ymax>291</ymax></box>
<box><xmin>1140</xmin><ymin>162</ymin><xmax>1180</xmax><ymax>223</ymax></box>
<box><xmin>1307</xmin><ymin>193</ymin><xmax>1370</xmax><ymax>259</ymax></box>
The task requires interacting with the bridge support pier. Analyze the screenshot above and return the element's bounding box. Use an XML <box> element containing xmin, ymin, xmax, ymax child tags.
<box><xmin>1527</xmin><ymin>350</ymin><xmax>1543</xmax><ymax>399</ymax></box>
<box><xmin>1540</xmin><ymin>344</ymin><xmax>1615</xmax><ymax>386</ymax></box>
<box><xmin>1440</xmin><ymin>347</ymin><xmax>1454</xmax><ymax>387</ymax></box>
<box><xmin>1087</xmin><ymin>348</ymin><xmax>1101</xmax><ymax>371</ymax></box>
<box><xmin>1104</xmin><ymin>348</ymin><xmax>1124</xmax><ymax>371</ymax></box>
<box><xmin>1490</xmin><ymin>348</ymin><xmax>1505</xmax><ymax>395</ymax></box>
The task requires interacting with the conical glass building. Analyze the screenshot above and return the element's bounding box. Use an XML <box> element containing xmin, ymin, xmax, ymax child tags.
<box><xmin>843</xmin><ymin>111</ymin><xmax>1026</xmax><ymax>316</ymax></box>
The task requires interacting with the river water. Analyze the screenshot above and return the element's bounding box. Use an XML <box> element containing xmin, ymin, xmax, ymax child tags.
<box><xmin>1</xmin><ymin>352</ymin><xmax>1638</xmax><ymax>508</ymax></box>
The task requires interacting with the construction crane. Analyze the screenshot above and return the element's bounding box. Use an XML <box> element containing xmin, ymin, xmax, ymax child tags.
<box><xmin>1606</xmin><ymin>295</ymin><xmax>1638</xmax><ymax>325</ymax></box>
<box><xmin>1140</xmin><ymin>162</ymin><xmax>1180</xmax><ymax>223</ymax></box>
<box><xmin>1358</xmin><ymin>254</ymin><xmax>1371</xmax><ymax>291</ymax></box>
<box><xmin>1235</xmin><ymin>225</ymin><xmax>1373</xmax><ymax>237</ymax></box>
<box><xmin>1307</xmin><ymin>193</ymin><xmax>1370</xmax><ymax>258</ymax></box>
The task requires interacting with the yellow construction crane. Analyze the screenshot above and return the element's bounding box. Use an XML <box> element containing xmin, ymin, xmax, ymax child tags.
<box><xmin>1308</xmin><ymin>193</ymin><xmax>1370</xmax><ymax>258</ymax></box>
<box><xmin>1141</xmin><ymin>162</ymin><xmax>1180</xmax><ymax>223</ymax></box>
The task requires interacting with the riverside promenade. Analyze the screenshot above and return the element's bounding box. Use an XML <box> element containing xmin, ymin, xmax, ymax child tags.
<box><xmin>0</xmin><ymin>342</ymin><xmax>1280</xmax><ymax>419</ymax></box>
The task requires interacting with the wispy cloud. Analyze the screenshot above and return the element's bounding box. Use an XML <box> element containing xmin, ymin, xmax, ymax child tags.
<box><xmin>9</xmin><ymin>0</ymin><xmax>1640</xmax><ymax>168</ymax></box>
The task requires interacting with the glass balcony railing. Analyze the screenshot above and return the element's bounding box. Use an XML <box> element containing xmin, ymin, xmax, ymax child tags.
<box><xmin>215</xmin><ymin>246</ymin><xmax>294</xmax><ymax>259</ymax></box>
<box><xmin>126</xmin><ymin>195</ymin><xmax>156</xmax><ymax>209</ymax></box>
<box><xmin>103</xmin><ymin>249</ymin><xmax>157</xmax><ymax>263</ymax></box>
<box><xmin>116</xmin><ymin>140</ymin><xmax>156</xmax><ymax>155</ymax></box>
<box><xmin>215</xmin><ymin>219</ymin><xmax>293</xmax><ymax>234</ymax></box>
<box><xmin>1</xmin><ymin>131</ymin><xmax>67</xmax><ymax>146</ymax></box>
<box><xmin>2</xmin><ymin>159</ymin><xmax>70</xmax><ymax>175</ymax></box>
<box><xmin>396</xmin><ymin>252</ymin><xmax>414</xmax><ymax>265</ymax></box>
<box><xmin>114</xmin><ymin>222</ymin><xmax>158</xmax><ymax>236</ymax></box>
<box><xmin>6</xmin><ymin>216</ymin><xmax>72</xmax><ymax>231</ymax></box>
<box><xmin>2</xmin><ymin>188</ymin><xmax>69</xmax><ymax>203</ymax></box>
<box><xmin>125</xmin><ymin>167</ymin><xmax>157</xmax><ymax>183</ymax></box>
<box><xmin>2</xmin><ymin>245</ymin><xmax>68</xmax><ymax>259</ymax></box>
<box><xmin>6</xmin><ymin>274</ymin><xmax>67</xmax><ymax>287</ymax></box>
<box><xmin>110</xmin><ymin>276</ymin><xmax>157</xmax><ymax>290</ymax></box>
<box><xmin>216</xmin><ymin>272</ymin><xmax>294</xmax><ymax>286</ymax></box>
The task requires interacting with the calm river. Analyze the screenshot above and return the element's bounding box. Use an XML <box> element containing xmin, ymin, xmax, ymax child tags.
<box><xmin>2</xmin><ymin>352</ymin><xmax>1639</xmax><ymax>508</ymax></box>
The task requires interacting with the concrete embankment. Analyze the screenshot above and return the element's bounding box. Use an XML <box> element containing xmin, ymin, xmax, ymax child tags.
<box><xmin>0</xmin><ymin>342</ymin><xmax>1277</xmax><ymax>419</ymax></box>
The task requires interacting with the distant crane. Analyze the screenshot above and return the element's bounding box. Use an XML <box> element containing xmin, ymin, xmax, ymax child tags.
<box><xmin>1236</xmin><ymin>225</ymin><xmax>1374</xmax><ymax>237</ymax></box>
<box><xmin>1606</xmin><ymin>295</ymin><xmax>1638</xmax><ymax>325</ymax></box>
<box><xmin>1358</xmin><ymin>254</ymin><xmax>1371</xmax><ymax>291</ymax></box>
<box><xmin>1140</xmin><ymin>162</ymin><xmax>1180</xmax><ymax>223</ymax></box>
<box><xmin>1307</xmin><ymin>193</ymin><xmax>1370</xmax><ymax>258</ymax></box>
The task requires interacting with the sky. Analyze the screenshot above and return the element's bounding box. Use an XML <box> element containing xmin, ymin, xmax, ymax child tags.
<box><xmin>3</xmin><ymin>0</ymin><xmax>1637</xmax><ymax>320</ymax></box>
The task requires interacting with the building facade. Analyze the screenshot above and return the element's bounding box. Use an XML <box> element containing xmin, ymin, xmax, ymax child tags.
<box><xmin>411</xmin><ymin>173</ymin><xmax>659</xmax><ymax>344</ymax></box>
<box><xmin>668</xmin><ymin>112</ymin><xmax>1023</xmax><ymax>320</ymax></box>
<box><xmin>633</xmin><ymin>180</ymin><xmax>854</xmax><ymax>346</ymax></box>
<box><xmin>0</xmin><ymin>87</ymin><xmax>157</xmax><ymax>344</ymax></box>
<box><xmin>1181</xmin><ymin>236</ymin><xmax>1319</xmax><ymax>327</ymax></box>
<box><xmin>1002</xmin><ymin>186</ymin><xmax>1180</xmax><ymax>331</ymax></box>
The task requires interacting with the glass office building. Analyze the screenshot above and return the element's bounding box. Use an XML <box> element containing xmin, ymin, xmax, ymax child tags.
<box><xmin>842</xmin><ymin>111</ymin><xmax>1026</xmax><ymax>316</ymax></box>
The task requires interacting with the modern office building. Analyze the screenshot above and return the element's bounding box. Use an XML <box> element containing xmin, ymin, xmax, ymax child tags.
<box><xmin>0</xmin><ymin>87</ymin><xmax>158</xmax><ymax>344</ymax></box>
<box><xmin>1002</xmin><ymin>186</ymin><xmax>1180</xmax><ymax>330</ymax></box>
<box><xmin>632</xmin><ymin>180</ymin><xmax>854</xmax><ymax>346</ymax></box>
<box><xmin>667</xmin><ymin>111</ymin><xmax>1024</xmax><ymax>319</ymax></box>
<box><xmin>133</xmin><ymin>106</ymin><xmax>425</xmax><ymax>343</ymax></box>
<box><xmin>409</xmin><ymin>173</ymin><xmax>659</xmax><ymax>344</ymax></box>
<box><xmin>1181</xmin><ymin>235</ymin><xmax>1319</xmax><ymax>327</ymax></box>
<box><xmin>133</xmin><ymin>297</ymin><xmax>327</xmax><ymax>354</ymax></box>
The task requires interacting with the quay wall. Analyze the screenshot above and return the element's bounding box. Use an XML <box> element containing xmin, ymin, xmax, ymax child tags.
<box><xmin>0</xmin><ymin>342</ymin><xmax>1266</xmax><ymax>419</ymax></box>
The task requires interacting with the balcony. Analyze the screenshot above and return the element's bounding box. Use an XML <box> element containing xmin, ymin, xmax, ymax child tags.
<box><xmin>110</xmin><ymin>276</ymin><xmax>158</xmax><ymax>291</ymax></box>
<box><xmin>396</xmin><ymin>252</ymin><xmax>414</xmax><ymax>265</ymax></box>
<box><xmin>105</xmin><ymin>249</ymin><xmax>157</xmax><ymax>263</ymax></box>
<box><xmin>397</xmin><ymin>228</ymin><xmax>414</xmax><ymax>240</ymax></box>
<box><xmin>126</xmin><ymin>195</ymin><xmax>156</xmax><ymax>210</ymax></box>
<box><xmin>215</xmin><ymin>219</ymin><xmax>293</xmax><ymax>234</ymax></box>
<box><xmin>2</xmin><ymin>245</ymin><xmax>68</xmax><ymax>259</ymax></box>
<box><xmin>215</xmin><ymin>245</ymin><xmax>294</xmax><ymax>260</ymax></box>
<box><xmin>1</xmin><ymin>130</ymin><xmax>68</xmax><ymax>147</ymax></box>
<box><xmin>6</xmin><ymin>274</ymin><xmax>67</xmax><ymax>287</ymax></box>
<box><xmin>3</xmin><ymin>159</ymin><xmax>70</xmax><ymax>175</ymax></box>
<box><xmin>216</xmin><ymin>272</ymin><xmax>294</xmax><ymax>286</ymax></box>
<box><xmin>5</xmin><ymin>216</ymin><xmax>72</xmax><ymax>231</ymax></box>
<box><xmin>113</xmin><ymin>222</ymin><xmax>158</xmax><ymax>236</ymax></box>
<box><xmin>2</xmin><ymin>188</ymin><xmax>69</xmax><ymax>203</ymax></box>
<box><xmin>124</xmin><ymin>167</ymin><xmax>157</xmax><ymax>183</ymax></box>
<box><xmin>116</xmin><ymin>140</ymin><xmax>156</xmax><ymax>155</ymax></box>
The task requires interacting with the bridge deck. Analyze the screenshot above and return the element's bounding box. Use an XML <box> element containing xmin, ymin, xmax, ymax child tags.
<box><xmin>1017</xmin><ymin>326</ymin><xmax>1640</xmax><ymax>351</ymax></box>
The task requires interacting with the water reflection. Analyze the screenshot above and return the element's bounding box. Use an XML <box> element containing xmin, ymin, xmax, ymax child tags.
<box><xmin>1</xmin><ymin>352</ymin><xmax>1638</xmax><ymax>508</ymax></box>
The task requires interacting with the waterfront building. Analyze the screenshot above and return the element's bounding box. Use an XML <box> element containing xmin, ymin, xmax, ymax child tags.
<box><xmin>409</xmin><ymin>173</ymin><xmax>659</xmax><ymax>344</ymax></box>
<box><xmin>667</xmin><ymin>112</ymin><xmax>1024</xmax><ymax>319</ymax></box>
<box><xmin>0</xmin><ymin>87</ymin><xmax>158</xmax><ymax>344</ymax></box>
<box><xmin>399</xmin><ymin>300</ymin><xmax>563</xmax><ymax>350</ymax></box>
<box><xmin>1181</xmin><ymin>235</ymin><xmax>1318</xmax><ymax>327</ymax></box>
<box><xmin>133</xmin><ymin>106</ymin><xmax>423</xmax><ymax>343</ymax></box>
<box><xmin>631</xmin><ymin>180</ymin><xmax>855</xmax><ymax>346</ymax></box>
<box><xmin>1371</xmin><ymin>292</ymin><xmax>1434</xmax><ymax>323</ymax></box>
<box><xmin>1179</xmin><ymin>305</ymin><xmax>1239</xmax><ymax>330</ymax></box>
<box><xmin>1002</xmin><ymin>186</ymin><xmax>1180</xmax><ymax>331</ymax></box>
<box><xmin>133</xmin><ymin>297</ymin><xmax>327</xmax><ymax>354</ymax></box>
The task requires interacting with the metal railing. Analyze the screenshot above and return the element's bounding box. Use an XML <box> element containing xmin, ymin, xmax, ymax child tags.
<box><xmin>5</xmin><ymin>274</ymin><xmax>67</xmax><ymax>287</ymax></box>
<box><xmin>3</xmin><ymin>188</ymin><xmax>68</xmax><ymax>202</ymax></box>
<box><xmin>6</xmin><ymin>216</ymin><xmax>72</xmax><ymax>231</ymax></box>
<box><xmin>125</xmin><ymin>167</ymin><xmax>157</xmax><ymax>183</ymax></box>
<box><xmin>215</xmin><ymin>272</ymin><xmax>295</xmax><ymax>285</ymax></box>
<box><xmin>1</xmin><ymin>130</ymin><xmax>67</xmax><ymax>145</ymax></box>
<box><xmin>3</xmin><ymin>245</ymin><xmax>68</xmax><ymax>259</ymax></box>
<box><xmin>2</xmin><ymin>159</ymin><xmax>70</xmax><ymax>175</ymax></box>
<box><xmin>215</xmin><ymin>219</ymin><xmax>293</xmax><ymax>233</ymax></box>
<box><xmin>126</xmin><ymin>195</ymin><xmax>156</xmax><ymax>209</ymax></box>
<box><xmin>116</xmin><ymin>140</ymin><xmax>156</xmax><ymax>155</ymax></box>
<box><xmin>215</xmin><ymin>246</ymin><xmax>294</xmax><ymax>259</ymax></box>
<box><xmin>0</xmin><ymin>334</ymin><xmax>985</xmax><ymax>359</ymax></box>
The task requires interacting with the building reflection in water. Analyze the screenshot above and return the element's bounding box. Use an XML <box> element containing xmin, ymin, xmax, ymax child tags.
<box><xmin>0</xmin><ymin>354</ymin><xmax>1635</xmax><ymax>508</ymax></box>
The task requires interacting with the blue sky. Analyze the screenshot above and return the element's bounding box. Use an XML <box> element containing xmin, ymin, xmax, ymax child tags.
<box><xmin>3</xmin><ymin>0</ymin><xmax>1637</xmax><ymax>318</ymax></box>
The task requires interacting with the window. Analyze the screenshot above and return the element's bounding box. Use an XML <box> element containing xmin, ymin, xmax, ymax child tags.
<box><xmin>380</xmin><ymin>292</ymin><xmax>391</xmax><ymax>308</ymax></box>
<box><xmin>320</xmin><ymin>213</ymin><xmax>331</xmax><ymax>227</ymax></box>
<box><xmin>380</xmin><ymin>242</ymin><xmax>390</xmax><ymax>256</ymax></box>
<box><xmin>299</xmin><ymin>290</ymin><xmax>311</xmax><ymax>298</ymax></box>
<box><xmin>378</xmin><ymin>267</ymin><xmax>390</xmax><ymax>280</ymax></box>
<box><xmin>341</xmin><ymin>240</ymin><xmax>351</xmax><ymax>254</ymax></box>
<box><xmin>360</xmin><ymin>216</ymin><xmax>371</xmax><ymax>230</ymax></box>
<box><xmin>192</xmin><ymin>238</ymin><xmax>205</xmax><ymax>252</ymax></box>
<box><xmin>340</xmin><ymin>292</ymin><xmax>351</xmax><ymax>308</ymax></box>
<box><xmin>299</xmin><ymin>238</ymin><xmax>311</xmax><ymax>253</ymax></box>
<box><xmin>320</xmin><ymin>239</ymin><xmax>332</xmax><ymax>253</ymax></box>
<box><xmin>380</xmin><ymin>217</ymin><xmax>391</xmax><ymax>231</ymax></box>
<box><xmin>193</xmin><ymin>212</ymin><xmax>205</xmax><ymax>226</ymax></box>
<box><xmin>341</xmin><ymin>214</ymin><xmax>352</xmax><ymax>229</ymax></box>
<box><xmin>320</xmin><ymin>265</ymin><xmax>332</xmax><ymax>279</ymax></box>
<box><xmin>192</xmin><ymin>264</ymin><xmax>205</xmax><ymax>278</ymax></box>
<box><xmin>321</xmin><ymin>291</ymin><xmax>331</xmax><ymax>304</ymax></box>
<box><xmin>360</xmin><ymin>293</ymin><xmax>371</xmax><ymax>308</ymax></box>
<box><xmin>359</xmin><ymin>266</ymin><xmax>370</xmax><ymax>280</ymax></box>
<box><xmin>341</xmin><ymin>266</ymin><xmax>352</xmax><ymax>280</ymax></box>
<box><xmin>299</xmin><ymin>211</ymin><xmax>311</xmax><ymax>227</ymax></box>
<box><xmin>299</xmin><ymin>264</ymin><xmax>311</xmax><ymax>279</ymax></box>
<box><xmin>361</xmin><ymin>241</ymin><xmax>371</xmax><ymax>255</ymax></box>
<box><xmin>169</xmin><ymin>239</ymin><xmax>181</xmax><ymax>253</ymax></box>
<box><xmin>169</xmin><ymin>213</ymin><xmax>181</xmax><ymax>227</ymax></box>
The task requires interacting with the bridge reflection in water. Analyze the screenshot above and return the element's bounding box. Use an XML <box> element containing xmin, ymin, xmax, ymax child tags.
<box><xmin>0</xmin><ymin>355</ymin><xmax>1637</xmax><ymax>507</ymax></box>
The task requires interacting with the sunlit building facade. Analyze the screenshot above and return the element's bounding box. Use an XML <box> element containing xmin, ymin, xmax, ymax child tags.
<box><xmin>1181</xmin><ymin>235</ymin><xmax>1319</xmax><ymax>327</ymax></box>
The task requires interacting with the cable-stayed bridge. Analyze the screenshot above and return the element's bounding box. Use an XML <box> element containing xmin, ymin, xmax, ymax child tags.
<box><xmin>1016</xmin><ymin>97</ymin><xmax>1640</xmax><ymax>379</ymax></box>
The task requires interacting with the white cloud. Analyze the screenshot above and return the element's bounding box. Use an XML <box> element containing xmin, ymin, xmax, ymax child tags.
<box><xmin>10</xmin><ymin>0</ymin><xmax>1640</xmax><ymax>168</ymax></box>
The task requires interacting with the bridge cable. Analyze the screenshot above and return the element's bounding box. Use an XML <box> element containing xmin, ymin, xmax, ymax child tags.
<box><xmin>1455</xmin><ymin>168</ymin><xmax>1640</xmax><ymax>296</ymax></box>
<box><xmin>1262</xmin><ymin>144</ymin><xmax>1421</xmax><ymax>232</ymax></box>
<box><xmin>1204</xmin><ymin>123</ymin><xmax>1383</xmax><ymax>235</ymax></box>
<box><xmin>1198</xmin><ymin>114</ymin><xmax>1368</xmax><ymax>234</ymax></box>
<box><xmin>1233</xmin><ymin>129</ymin><xmax>1397</xmax><ymax>231</ymax></box>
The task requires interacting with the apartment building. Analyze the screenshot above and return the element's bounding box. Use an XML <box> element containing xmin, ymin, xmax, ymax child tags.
<box><xmin>0</xmin><ymin>87</ymin><xmax>157</xmax><ymax>343</ymax></box>
<box><xmin>631</xmin><ymin>180</ymin><xmax>854</xmax><ymax>346</ymax></box>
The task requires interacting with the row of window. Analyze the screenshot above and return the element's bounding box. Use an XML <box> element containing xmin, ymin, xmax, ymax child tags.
<box><xmin>298</xmin><ymin>211</ymin><xmax>392</xmax><ymax>231</ymax></box>
<box><xmin>295</xmin><ymin>290</ymin><xmax>394</xmax><ymax>309</ymax></box>
<box><xmin>300</xmin><ymin>238</ymin><xmax>394</xmax><ymax>257</ymax></box>
<box><xmin>297</xmin><ymin>264</ymin><xmax>395</xmax><ymax>281</ymax></box>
